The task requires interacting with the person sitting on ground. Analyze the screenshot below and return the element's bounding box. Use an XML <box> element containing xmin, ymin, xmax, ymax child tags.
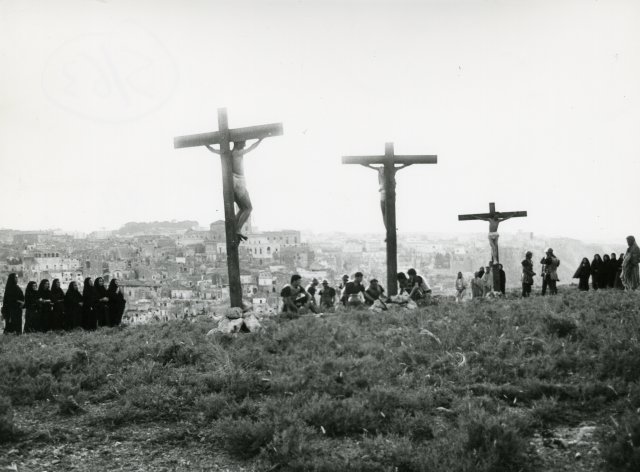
<box><xmin>365</xmin><ymin>279</ymin><xmax>386</xmax><ymax>306</ymax></box>
<box><xmin>397</xmin><ymin>272</ymin><xmax>410</xmax><ymax>295</ymax></box>
<box><xmin>455</xmin><ymin>272</ymin><xmax>467</xmax><ymax>303</ymax></box>
<box><xmin>318</xmin><ymin>280</ymin><xmax>336</xmax><ymax>310</ymax></box>
<box><xmin>338</xmin><ymin>274</ymin><xmax>350</xmax><ymax>306</ymax></box>
<box><xmin>280</xmin><ymin>274</ymin><xmax>317</xmax><ymax>314</ymax></box>
<box><xmin>343</xmin><ymin>272</ymin><xmax>375</xmax><ymax>307</ymax></box>
<box><xmin>305</xmin><ymin>278</ymin><xmax>320</xmax><ymax>309</ymax></box>
<box><xmin>406</xmin><ymin>268</ymin><xmax>432</xmax><ymax>301</ymax></box>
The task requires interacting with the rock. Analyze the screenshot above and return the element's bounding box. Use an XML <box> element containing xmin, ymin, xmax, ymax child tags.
<box><xmin>243</xmin><ymin>314</ymin><xmax>262</xmax><ymax>332</ymax></box>
<box><xmin>224</xmin><ymin>307</ymin><xmax>243</xmax><ymax>319</ymax></box>
<box><xmin>575</xmin><ymin>452</ymin><xmax>582</xmax><ymax>460</ymax></box>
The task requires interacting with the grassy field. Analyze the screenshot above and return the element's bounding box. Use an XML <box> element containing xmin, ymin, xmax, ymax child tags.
<box><xmin>1</xmin><ymin>290</ymin><xmax>640</xmax><ymax>471</ymax></box>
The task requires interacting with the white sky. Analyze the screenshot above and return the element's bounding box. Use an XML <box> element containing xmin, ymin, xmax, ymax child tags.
<box><xmin>1</xmin><ymin>0</ymin><xmax>638</xmax><ymax>243</ymax></box>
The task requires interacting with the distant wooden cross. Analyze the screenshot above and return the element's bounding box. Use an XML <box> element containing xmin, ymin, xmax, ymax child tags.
<box><xmin>458</xmin><ymin>202</ymin><xmax>527</xmax><ymax>291</ymax></box>
<box><xmin>174</xmin><ymin>108</ymin><xmax>283</xmax><ymax>308</ymax></box>
<box><xmin>342</xmin><ymin>143</ymin><xmax>437</xmax><ymax>296</ymax></box>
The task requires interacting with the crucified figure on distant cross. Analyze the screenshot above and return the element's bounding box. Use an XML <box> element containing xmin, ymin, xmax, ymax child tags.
<box><xmin>206</xmin><ymin>139</ymin><xmax>263</xmax><ymax>243</ymax></box>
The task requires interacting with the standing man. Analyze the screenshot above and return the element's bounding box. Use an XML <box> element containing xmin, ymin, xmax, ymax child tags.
<box><xmin>622</xmin><ymin>235</ymin><xmax>640</xmax><ymax>290</ymax></box>
<box><xmin>541</xmin><ymin>248</ymin><xmax>560</xmax><ymax>295</ymax></box>
<box><xmin>521</xmin><ymin>251</ymin><xmax>535</xmax><ymax>297</ymax></box>
<box><xmin>497</xmin><ymin>264</ymin><xmax>506</xmax><ymax>296</ymax></box>
<box><xmin>318</xmin><ymin>280</ymin><xmax>336</xmax><ymax>310</ymax></box>
<box><xmin>206</xmin><ymin>139</ymin><xmax>263</xmax><ymax>243</ymax></box>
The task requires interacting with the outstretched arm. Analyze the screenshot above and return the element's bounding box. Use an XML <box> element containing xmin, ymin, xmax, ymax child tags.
<box><xmin>237</xmin><ymin>139</ymin><xmax>263</xmax><ymax>156</ymax></box>
<box><xmin>362</xmin><ymin>164</ymin><xmax>382</xmax><ymax>171</ymax></box>
<box><xmin>205</xmin><ymin>145</ymin><xmax>221</xmax><ymax>155</ymax></box>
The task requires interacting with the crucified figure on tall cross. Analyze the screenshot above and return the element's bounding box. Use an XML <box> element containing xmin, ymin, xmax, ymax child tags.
<box><xmin>206</xmin><ymin>139</ymin><xmax>263</xmax><ymax>242</ymax></box>
<box><xmin>362</xmin><ymin>163</ymin><xmax>412</xmax><ymax>230</ymax></box>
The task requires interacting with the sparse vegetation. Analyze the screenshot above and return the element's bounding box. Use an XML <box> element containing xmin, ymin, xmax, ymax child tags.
<box><xmin>1</xmin><ymin>290</ymin><xmax>639</xmax><ymax>470</ymax></box>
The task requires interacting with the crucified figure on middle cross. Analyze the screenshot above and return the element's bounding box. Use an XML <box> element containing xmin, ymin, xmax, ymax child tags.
<box><xmin>363</xmin><ymin>163</ymin><xmax>411</xmax><ymax>231</ymax></box>
<box><xmin>206</xmin><ymin>139</ymin><xmax>263</xmax><ymax>243</ymax></box>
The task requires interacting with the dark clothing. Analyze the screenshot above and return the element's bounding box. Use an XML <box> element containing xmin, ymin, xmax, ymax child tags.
<box><xmin>599</xmin><ymin>260</ymin><xmax>611</xmax><ymax>289</ymax></box>
<box><xmin>365</xmin><ymin>285</ymin><xmax>385</xmax><ymax>306</ymax></box>
<box><xmin>590</xmin><ymin>259</ymin><xmax>602</xmax><ymax>290</ymax></box>
<box><xmin>343</xmin><ymin>281</ymin><xmax>365</xmax><ymax>296</ymax></box>
<box><xmin>82</xmin><ymin>286</ymin><xmax>97</xmax><ymax>330</ymax></box>
<box><xmin>50</xmin><ymin>288</ymin><xmax>65</xmax><ymax>331</ymax></box>
<box><xmin>108</xmin><ymin>290</ymin><xmax>126</xmax><ymax>327</ymax></box>
<box><xmin>318</xmin><ymin>287</ymin><xmax>336</xmax><ymax>309</ymax></box>
<box><xmin>37</xmin><ymin>289</ymin><xmax>53</xmax><ymax>332</ymax></box>
<box><xmin>94</xmin><ymin>285</ymin><xmax>110</xmax><ymax>327</ymax></box>
<box><xmin>522</xmin><ymin>283</ymin><xmax>532</xmax><ymax>297</ymax></box>
<box><xmin>64</xmin><ymin>289</ymin><xmax>83</xmax><ymax>330</ymax></box>
<box><xmin>542</xmin><ymin>276</ymin><xmax>557</xmax><ymax>295</ymax></box>
<box><xmin>280</xmin><ymin>284</ymin><xmax>309</xmax><ymax>312</ymax></box>
<box><xmin>23</xmin><ymin>289</ymin><xmax>40</xmax><ymax>333</ymax></box>
<box><xmin>2</xmin><ymin>283</ymin><xmax>24</xmax><ymax>335</ymax></box>
<box><xmin>573</xmin><ymin>262</ymin><xmax>591</xmax><ymax>291</ymax></box>
<box><xmin>498</xmin><ymin>270</ymin><xmax>506</xmax><ymax>295</ymax></box>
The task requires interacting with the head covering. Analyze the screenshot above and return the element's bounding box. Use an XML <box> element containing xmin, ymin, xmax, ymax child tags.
<box><xmin>37</xmin><ymin>279</ymin><xmax>51</xmax><ymax>296</ymax></box>
<box><xmin>108</xmin><ymin>278</ymin><xmax>119</xmax><ymax>293</ymax></box>
<box><xmin>546</xmin><ymin>248</ymin><xmax>554</xmax><ymax>255</ymax></box>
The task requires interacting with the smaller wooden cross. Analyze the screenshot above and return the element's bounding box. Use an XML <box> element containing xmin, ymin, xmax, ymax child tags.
<box><xmin>343</xmin><ymin>143</ymin><xmax>437</xmax><ymax>295</ymax></box>
<box><xmin>458</xmin><ymin>202</ymin><xmax>527</xmax><ymax>293</ymax></box>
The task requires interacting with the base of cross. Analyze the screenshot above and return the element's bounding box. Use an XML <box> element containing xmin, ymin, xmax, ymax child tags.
<box><xmin>491</xmin><ymin>262</ymin><xmax>502</xmax><ymax>297</ymax></box>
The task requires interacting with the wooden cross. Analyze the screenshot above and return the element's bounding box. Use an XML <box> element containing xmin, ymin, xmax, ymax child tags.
<box><xmin>174</xmin><ymin>108</ymin><xmax>283</xmax><ymax>308</ymax></box>
<box><xmin>458</xmin><ymin>202</ymin><xmax>527</xmax><ymax>292</ymax></box>
<box><xmin>342</xmin><ymin>142</ymin><xmax>437</xmax><ymax>296</ymax></box>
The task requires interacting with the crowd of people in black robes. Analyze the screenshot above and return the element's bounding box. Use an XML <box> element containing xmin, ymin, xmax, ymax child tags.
<box><xmin>1</xmin><ymin>273</ymin><xmax>126</xmax><ymax>335</ymax></box>
<box><xmin>573</xmin><ymin>252</ymin><xmax>625</xmax><ymax>291</ymax></box>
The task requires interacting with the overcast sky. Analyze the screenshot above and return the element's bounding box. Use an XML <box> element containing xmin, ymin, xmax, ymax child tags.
<box><xmin>1</xmin><ymin>0</ymin><xmax>638</xmax><ymax>243</ymax></box>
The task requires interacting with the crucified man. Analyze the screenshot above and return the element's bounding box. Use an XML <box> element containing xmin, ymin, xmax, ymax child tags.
<box><xmin>206</xmin><ymin>139</ymin><xmax>262</xmax><ymax>243</ymax></box>
<box><xmin>487</xmin><ymin>214</ymin><xmax>513</xmax><ymax>264</ymax></box>
<box><xmin>363</xmin><ymin>164</ymin><xmax>410</xmax><ymax>230</ymax></box>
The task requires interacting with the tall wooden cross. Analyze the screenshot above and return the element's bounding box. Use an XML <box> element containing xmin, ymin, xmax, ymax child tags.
<box><xmin>458</xmin><ymin>202</ymin><xmax>527</xmax><ymax>291</ymax></box>
<box><xmin>174</xmin><ymin>108</ymin><xmax>283</xmax><ymax>308</ymax></box>
<box><xmin>342</xmin><ymin>142</ymin><xmax>437</xmax><ymax>296</ymax></box>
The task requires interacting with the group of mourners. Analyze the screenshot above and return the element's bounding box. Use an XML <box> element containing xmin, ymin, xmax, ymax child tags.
<box><xmin>572</xmin><ymin>238</ymin><xmax>640</xmax><ymax>291</ymax></box>
<box><xmin>1</xmin><ymin>273</ymin><xmax>126</xmax><ymax>335</ymax></box>
<box><xmin>280</xmin><ymin>268</ymin><xmax>432</xmax><ymax>314</ymax></box>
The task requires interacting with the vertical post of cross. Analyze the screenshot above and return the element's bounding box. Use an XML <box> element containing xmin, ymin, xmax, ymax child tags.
<box><xmin>217</xmin><ymin>108</ymin><xmax>243</xmax><ymax>308</ymax></box>
<box><xmin>384</xmin><ymin>143</ymin><xmax>398</xmax><ymax>296</ymax></box>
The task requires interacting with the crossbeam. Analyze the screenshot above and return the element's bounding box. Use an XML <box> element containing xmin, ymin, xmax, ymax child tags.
<box><xmin>459</xmin><ymin>211</ymin><xmax>527</xmax><ymax>221</ymax></box>
<box><xmin>342</xmin><ymin>155</ymin><xmax>437</xmax><ymax>165</ymax></box>
<box><xmin>174</xmin><ymin>123</ymin><xmax>283</xmax><ymax>149</ymax></box>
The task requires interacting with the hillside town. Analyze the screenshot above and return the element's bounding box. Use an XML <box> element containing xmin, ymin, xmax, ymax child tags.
<box><xmin>0</xmin><ymin>220</ymin><xmax>622</xmax><ymax>325</ymax></box>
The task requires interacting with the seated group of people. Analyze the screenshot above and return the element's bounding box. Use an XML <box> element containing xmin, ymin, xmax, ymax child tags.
<box><xmin>279</xmin><ymin>268</ymin><xmax>431</xmax><ymax>314</ymax></box>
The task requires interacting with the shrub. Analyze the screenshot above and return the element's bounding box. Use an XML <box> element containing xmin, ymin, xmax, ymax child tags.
<box><xmin>217</xmin><ymin>417</ymin><xmax>275</xmax><ymax>459</ymax></box>
<box><xmin>543</xmin><ymin>314</ymin><xmax>577</xmax><ymax>338</ymax></box>
<box><xmin>602</xmin><ymin>412</ymin><xmax>640</xmax><ymax>471</ymax></box>
<box><xmin>0</xmin><ymin>396</ymin><xmax>18</xmax><ymax>443</ymax></box>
